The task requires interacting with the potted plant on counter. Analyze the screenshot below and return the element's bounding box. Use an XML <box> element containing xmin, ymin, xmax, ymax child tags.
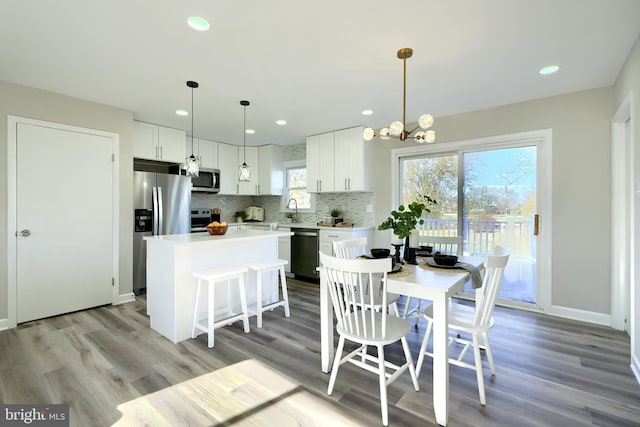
<box><xmin>330</xmin><ymin>208</ymin><xmax>343</xmax><ymax>224</ymax></box>
<box><xmin>378</xmin><ymin>195</ymin><xmax>436</xmax><ymax>264</ymax></box>
<box><xmin>235</xmin><ymin>210</ymin><xmax>247</xmax><ymax>223</ymax></box>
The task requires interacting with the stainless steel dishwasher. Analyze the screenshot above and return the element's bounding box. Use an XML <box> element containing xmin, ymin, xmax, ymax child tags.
<box><xmin>291</xmin><ymin>228</ymin><xmax>319</xmax><ymax>280</ymax></box>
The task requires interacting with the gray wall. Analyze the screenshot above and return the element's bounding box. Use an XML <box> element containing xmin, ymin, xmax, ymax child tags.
<box><xmin>0</xmin><ymin>81</ymin><xmax>134</xmax><ymax>319</ymax></box>
<box><xmin>613</xmin><ymin>34</ymin><xmax>640</xmax><ymax>376</ymax></box>
<box><xmin>371</xmin><ymin>87</ymin><xmax>614</xmax><ymax>315</ymax></box>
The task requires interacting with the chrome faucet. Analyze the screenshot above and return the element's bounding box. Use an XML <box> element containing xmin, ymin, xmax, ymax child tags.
<box><xmin>287</xmin><ymin>197</ymin><xmax>299</xmax><ymax>223</ymax></box>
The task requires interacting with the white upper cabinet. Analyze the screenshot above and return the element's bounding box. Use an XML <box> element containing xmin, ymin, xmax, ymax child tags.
<box><xmin>237</xmin><ymin>146</ymin><xmax>260</xmax><ymax>195</ymax></box>
<box><xmin>133</xmin><ymin>121</ymin><xmax>158</xmax><ymax>160</ymax></box>
<box><xmin>218</xmin><ymin>142</ymin><xmax>238</xmax><ymax>195</ymax></box>
<box><xmin>133</xmin><ymin>121</ymin><xmax>185</xmax><ymax>163</ymax></box>
<box><xmin>198</xmin><ymin>138</ymin><xmax>218</xmax><ymax>169</ymax></box>
<box><xmin>258</xmin><ymin>145</ymin><xmax>284</xmax><ymax>195</ymax></box>
<box><xmin>306</xmin><ymin>132</ymin><xmax>335</xmax><ymax>192</ymax></box>
<box><xmin>307</xmin><ymin>126</ymin><xmax>368</xmax><ymax>193</ymax></box>
<box><xmin>333</xmin><ymin>126</ymin><xmax>371</xmax><ymax>192</ymax></box>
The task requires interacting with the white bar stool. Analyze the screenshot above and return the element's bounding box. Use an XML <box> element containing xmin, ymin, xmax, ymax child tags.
<box><xmin>244</xmin><ymin>259</ymin><xmax>291</xmax><ymax>328</ymax></box>
<box><xmin>192</xmin><ymin>266</ymin><xmax>250</xmax><ymax>348</ymax></box>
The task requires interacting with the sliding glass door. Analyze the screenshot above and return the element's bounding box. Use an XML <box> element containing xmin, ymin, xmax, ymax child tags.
<box><xmin>400</xmin><ymin>145</ymin><xmax>538</xmax><ymax>305</ymax></box>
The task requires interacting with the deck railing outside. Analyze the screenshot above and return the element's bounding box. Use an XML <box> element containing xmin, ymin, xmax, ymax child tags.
<box><xmin>417</xmin><ymin>218</ymin><xmax>534</xmax><ymax>258</ymax></box>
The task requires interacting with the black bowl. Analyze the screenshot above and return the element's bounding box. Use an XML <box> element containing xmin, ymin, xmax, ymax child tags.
<box><xmin>433</xmin><ymin>253</ymin><xmax>458</xmax><ymax>266</ymax></box>
<box><xmin>371</xmin><ymin>248</ymin><xmax>391</xmax><ymax>258</ymax></box>
<box><xmin>419</xmin><ymin>245</ymin><xmax>433</xmax><ymax>253</ymax></box>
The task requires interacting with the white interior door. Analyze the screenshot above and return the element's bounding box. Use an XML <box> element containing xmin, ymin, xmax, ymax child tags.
<box><xmin>16</xmin><ymin>122</ymin><xmax>114</xmax><ymax>323</ymax></box>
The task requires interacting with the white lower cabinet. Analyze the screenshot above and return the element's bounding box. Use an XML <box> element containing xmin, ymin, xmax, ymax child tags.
<box><xmin>278</xmin><ymin>227</ymin><xmax>291</xmax><ymax>274</ymax></box>
<box><xmin>319</xmin><ymin>228</ymin><xmax>373</xmax><ymax>256</ymax></box>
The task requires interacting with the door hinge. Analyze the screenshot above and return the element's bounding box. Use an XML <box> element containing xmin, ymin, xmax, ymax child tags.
<box><xmin>534</xmin><ymin>214</ymin><xmax>539</xmax><ymax>236</ymax></box>
<box><xmin>112</xmin><ymin>278</ymin><xmax>115</xmax><ymax>287</ymax></box>
<box><xmin>112</xmin><ymin>153</ymin><xmax>115</xmax><ymax>162</ymax></box>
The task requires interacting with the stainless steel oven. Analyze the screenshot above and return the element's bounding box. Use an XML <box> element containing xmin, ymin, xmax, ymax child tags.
<box><xmin>190</xmin><ymin>208</ymin><xmax>211</xmax><ymax>232</ymax></box>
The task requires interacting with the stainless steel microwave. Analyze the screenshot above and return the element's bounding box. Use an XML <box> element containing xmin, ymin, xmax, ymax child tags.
<box><xmin>179</xmin><ymin>167</ymin><xmax>220</xmax><ymax>193</ymax></box>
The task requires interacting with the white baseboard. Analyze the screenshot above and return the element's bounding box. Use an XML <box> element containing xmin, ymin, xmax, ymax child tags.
<box><xmin>632</xmin><ymin>354</ymin><xmax>640</xmax><ymax>386</ymax></box>
<box><xmin>549</xmin><ymin>304</ymin><xmax>612</xmax><ymax>326</ymax></box>
<box><xmin>116</xmin><ymin>292</ymin><xmax>136</xmax><ymax>304</ymax></box>
<box><xmin>0</xmin><ymin>318</ymin><xmax>8</xmax><ymax>331</ymax></box>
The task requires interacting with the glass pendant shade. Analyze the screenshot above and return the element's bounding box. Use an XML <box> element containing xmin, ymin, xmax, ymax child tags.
<box><xmin>389</xmin><ymin>121</ymin><xmax>404</xmax><ymax>136</ymax></box>
<box><xmin>186</xmin><ymin>154</ymin><xmax>199</xmax><ymax>176</ymax></box>
<box><xmin>425</xmin><ymin>130</ymin><xmax>435</xmax><ymax>143</ymax></box>
<box><xmin>419</xmin><ymin>114</ymin><xmax>434</xmax><ymax>129</ymax></box>
<box><xmin>363</xmin><ymin>127</ymin><xmax>375</xmax><ymax>141</ymax></box>
<box><xmin>380</xmin><ymin>128</ymin><xmax>391</xmax><ymax>140</ymax></box>
<box><xmin>239</xmin><ymin>162</ymin><xmax>251</xmax><ymax>181</ymax></box>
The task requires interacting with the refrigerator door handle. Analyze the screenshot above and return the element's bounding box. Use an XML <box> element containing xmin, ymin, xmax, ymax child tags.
<box><xmin>152</xmin><ymin>186</ymin><xmax>159</xmax><ymax>235</ymax></box>
<box><xmin>157</xmin><ymin>186</ymin><xmax>164</xmax><ymax>234</ymax></box>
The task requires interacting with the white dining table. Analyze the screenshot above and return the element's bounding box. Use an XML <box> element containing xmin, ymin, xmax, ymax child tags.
<box><xmin>319</xmin><ymin>256</ymin><xmax>484</xmax><ymax>427</ymax></box>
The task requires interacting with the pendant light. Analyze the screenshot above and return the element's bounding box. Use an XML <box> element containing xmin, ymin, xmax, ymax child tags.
<box><xmin>185</xmin><ymin>80</ymin><xmax>199</xmax><ymax>177</ymax></box>
<box><xmin>239</xmin><ymin>100</ymin><xmax>251</xmax><ymax>182</ymax></box>
<box><xmin>363</xmin><ymin>48</ymin><xmax>435</xmax><ymax>143</ymax></box>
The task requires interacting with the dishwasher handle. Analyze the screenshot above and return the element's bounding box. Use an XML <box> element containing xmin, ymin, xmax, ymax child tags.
<box><xmin>293</xmin><ymin>231</ymin><xmax>318</xmax><ymax>237</ymax></box>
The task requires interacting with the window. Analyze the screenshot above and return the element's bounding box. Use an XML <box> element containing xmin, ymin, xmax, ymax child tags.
<box><xmin>396</xmin><ymin>140</ymin><xmax>541</xmax><ymax>307</ymax></box>
<box><xmin>283</xmin><ymin>162</ymin><xmax>314</xmax><ymax>211</ymax></box>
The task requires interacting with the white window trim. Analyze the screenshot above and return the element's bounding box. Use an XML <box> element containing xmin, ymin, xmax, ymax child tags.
<box><xmin>281</xmin><ymin>159</ymin><xmax>316</xmax><ymax>212</ymax></box>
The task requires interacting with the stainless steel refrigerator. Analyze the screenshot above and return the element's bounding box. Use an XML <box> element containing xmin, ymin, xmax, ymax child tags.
<box><xmin>133</xmin><ymin>171</ymin><xmax>191</xmax><ymax>294</ymax></box>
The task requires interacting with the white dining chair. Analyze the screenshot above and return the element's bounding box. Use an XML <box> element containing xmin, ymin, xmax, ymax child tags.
<box><xmin>319</xmin><ymin>252</ymin><xmax>419</xmax><ymax>427</ymax></box>
<box><xmin>332</xmin><ymin>237</ymin><xmax>368</xmax><ymax>259</ymax></box>
<box><xmin>415</xmin><ymin>246</ymin><xmax>509</xmax><ymax>405</ymax></box>
<box><xmin>403</xmin><ymin>235</ymin><xmax>463</xmax><ymax>323</ymax></box>
<box><xmin>332</xmin><ymin>238</ymin><xmax>400</xmax><ymax>316</ymax></box>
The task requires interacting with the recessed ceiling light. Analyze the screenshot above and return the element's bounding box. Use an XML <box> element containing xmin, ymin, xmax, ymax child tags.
<box><xmin>539</xmin><ymin>65</ymin><xmax>559</xmax><ymax>75</ymax></box>
<box><xmin>276</xmin><ymin>119</ymin><xmax>287</xmax><ymax>126</ymax></box>
<box><xmin>176</xmin><ymin>109</ymin><xmax>188</xmax><ymax>116</ymax></box>
<box><xmin>187</xmin><ymin>16</ymin><xmax>210</xmax><ymax>31</ymax></box>
<box><xmin>245</xmin><ymin>129</ymin><xmax>255</xmax><ymax>134</ymax></box>
<box><xmin>361</xmin><ymin>109</ymin><xmax>373</xmax><ymax>116</ymax></box>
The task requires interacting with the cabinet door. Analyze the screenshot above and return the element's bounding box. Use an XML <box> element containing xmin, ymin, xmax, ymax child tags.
<box><xmin>218</xmin><ymin>143</ymin><xmax>238</xmax><ymax>194</ymax></box>
<box><xmin>306</xmin><ymin>135</ymin><xmax>321</xmax><ymax>192</ymax></box>
<box><xmin>158</xmin><ymin>126</ymin><xmax>186</xmax><ymax>163</ymax></box>
<box><xmin>238</xmin><ymin>146</ymin><xmax>259</xmax><ymax>195</ymax></box>
<box><xmin>258</xmin><ymin>145</ymin><xmax>283</xmax><ymax>195</ymax></box>
<box><xmin>335</xmin><ymin>126</ymin><xmax>370</xmax><ymax>191</ymax></box>
<box><xmin>333</xmin><ymin>128</ymin><xmax>350</xmax><ymax>191</ymax></box>
<box><xmin>133</xmin><ymin>121</ymin><xmax>159</xmax><ymax>160</ymax></box>
<box><xmin>199</xmin><ymin>138</ymin><xmax>218</xmax><ymax>169</ymax></box>
<box><xmin>318</xmin><ymin>132</ymin><xmax>335</xmax><ymax>192</ymax></box>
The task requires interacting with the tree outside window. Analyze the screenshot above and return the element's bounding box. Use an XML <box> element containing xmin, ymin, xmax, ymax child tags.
<box><xmin>286</xmin><ymin>166</ymin><xmax>311</xmax><ymax>209</ymax></box>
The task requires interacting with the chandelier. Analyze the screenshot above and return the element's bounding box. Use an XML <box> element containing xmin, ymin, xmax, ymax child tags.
<box><xmin>363</xmin><ymin>48</ymin><xmax>435</xmax><ymax>143</ymax></box>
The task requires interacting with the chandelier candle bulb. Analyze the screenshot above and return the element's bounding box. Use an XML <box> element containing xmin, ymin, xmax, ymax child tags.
<box><xmin>363</xmin><ymin>47</ymin><xmax>435</xmax><ymax>143</ymax></box>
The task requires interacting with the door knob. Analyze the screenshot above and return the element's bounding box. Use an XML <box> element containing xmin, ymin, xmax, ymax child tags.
<box><xmin>20</xmin><ymin>229</ymin><xmax>31</xmax><ymax>237</ymax></box>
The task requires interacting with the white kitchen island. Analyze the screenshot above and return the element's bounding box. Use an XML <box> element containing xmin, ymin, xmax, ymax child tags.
<box><xmin>144</xmin><ymin>229</ymin><xmax>293</xmax><ymax>344</ymax></box>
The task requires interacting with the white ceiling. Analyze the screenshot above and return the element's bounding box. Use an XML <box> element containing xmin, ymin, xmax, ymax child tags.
<box><xmin>2</xmin><ymin>1</ymin><xmax>640</xmax><ymax>147</ymax></box>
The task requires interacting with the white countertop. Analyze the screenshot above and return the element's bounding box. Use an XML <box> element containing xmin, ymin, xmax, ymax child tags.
<box><xmin>144</xmin><ymin>229</ymin><xmax>293</xmax><ymax>245</ymax></box>
<box><xmin>232</xmin><ymin>222</ymin><xmax>374</xmax><ymax>232</ymax></box>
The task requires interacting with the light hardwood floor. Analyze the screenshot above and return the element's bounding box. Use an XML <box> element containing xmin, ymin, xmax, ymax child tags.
<box><xmin>1</xmin><ymin>278</ymin><xmax>639</xmax><ymax>426</ymax></box>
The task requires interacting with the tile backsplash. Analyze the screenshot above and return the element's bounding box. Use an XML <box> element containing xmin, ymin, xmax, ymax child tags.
<box><xmin>191</xmin><ymin>143</ymin><xmax>377</xmax><ymax>226</ymax></box>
